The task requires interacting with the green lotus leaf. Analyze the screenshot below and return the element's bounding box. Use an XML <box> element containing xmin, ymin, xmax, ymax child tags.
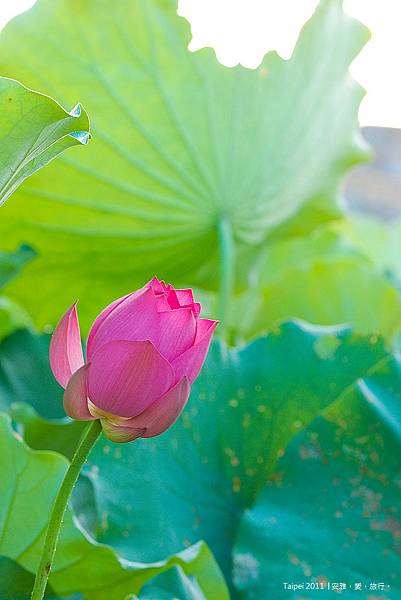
<box><xmin>233</xmin><ymin>353</ymin><xmax>401</xmax><ymax>598</ymax></box>
<box><xmin>0</xmin><ymin>0</ymin><xmax>369</xmax><ymax>330</ymax></box>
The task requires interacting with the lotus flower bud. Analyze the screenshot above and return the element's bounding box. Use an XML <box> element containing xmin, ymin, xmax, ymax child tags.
<box><xmin>49</xmin><ymin>277</ymin><xmax>218</xmax><ymax>443</ymax></box>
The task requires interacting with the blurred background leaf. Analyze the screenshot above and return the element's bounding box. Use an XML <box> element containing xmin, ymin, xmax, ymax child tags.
<box><xmin>338</xmin><ymin>215</ymin><xmax>401</xmax><ymax>292</ymax></box>
<box><xmin>225</xmin><ymin>226</ymin><xmax>401</xmax><ymax>344</ymax></box>
<box><xmin>0</xmin><ymin>0</ymin><xmax>369</xmax><ymax>330</ymax></box>
<box><xmin>0</xmin><ymin>77</ymin><xmax>89</xmax><ymax>207</ymax></box>
<box><xmin>233</xmin><ymin>353</ymin><xmax>401</xmax><ymax>598</ymax></box>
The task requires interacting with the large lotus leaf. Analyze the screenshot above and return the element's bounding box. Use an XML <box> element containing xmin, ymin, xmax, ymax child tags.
<box><xmin>0</xmin><ymin>0</ymin><xmax>369</xmax><ymax>330</ymax></box>
<box><xmin>0</xmin><ymin>77</ymin><xmax>89</xmax><ymax>207</ymax></box>
<box><xmin>0</xmin><ymin>413</ymin><xmax>229</xmax><ymax>600</ymax></box>
<box><xmin>227</xmin><ymin>227</ymin><xmax>401</xmax><ymax>343</ymax></box>
<box><xmin>0</xmin><ymin>246</ymin><xmax>35</xmax><ymax>339</ymax></box>
<box><xmin>233</xmin><ymin>354</ymin><xmax>401</xmax><ymax>598</ymax></box>
<box><xmin>78</xmin><ymin>322</ymin><xmax>386</xmax><ymax>590</ymax></box>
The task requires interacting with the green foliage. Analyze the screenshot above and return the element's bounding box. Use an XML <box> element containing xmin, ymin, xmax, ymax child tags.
<box><xmin>0</xmin><ymin>77</ymin><xmax>89</xmax><ymax>207</ymax></box>
<box><xmin>233</xmin><ymin>354</ymin><xmax>401</xmax><ymax>598</ymax></box>
<box><xmin>1</xmin><ymin>322</ymin><xmax>393</xmax><ymax>598</ymax></box>
<box><xmin>0</xmin><ymin>0</ymin><xmax>369</xmax><ymax>330</ymax></box>
<box><xmin>0</xmin><ymin>413</ymin><xmax>228</xmax><ymax>599</ymax></box>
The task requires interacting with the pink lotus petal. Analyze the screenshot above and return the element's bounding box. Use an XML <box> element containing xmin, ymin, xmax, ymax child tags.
<box><xmin>87</xmin><ymin>292</ymin><xmax>134</xmax><ymax>359</ymax></box>
<box><xmin>126</xmin><ymin>377</ymin><xmax>191</xmax><ymax>438</ymax></box>
<box><xmin>87</xmin><ymin>282</ymin><xmax>153</xmax><ymax>361</ymax></box>
<box><xmin>87</xmin><ymin>285</ymin><xmax>159</xmax><ymax>357</ymax></box>
<box><xmin>172</xmin><ymin>319</ymin><xmax>218</xmax><ymax>383</ymax></box>
<box><xmin>155</xmin><ymin>293</ymin><xmax>171</xmax><ymax>312</ymax></box>
<box><xmin>195</xmin><ymin>318</ymin><xmax>218</xmax><ymax>343</ymax></box>
<box><xmin>50</xmin><ymin>303</ymin><xmax>84</xmax><ymax>388</ymax></box>
<box><xmin>166</xmin><ymin>287</ymin><xmax>180</xmax><ymax>309</ymax></box>
<box><xmin>88</xmin><ymin>339</ymin><xmax>174</xmax><ymax>417</ymax></box>
<box><xmin>150</xmin><ymin>276</ymin><xmax>164</xmax><ymax>295</ymax></box>
<box><xmin>63</xmin><ymin>364</ymin><xmax>94</xmax><ymax>420</ymax></box>
<box><xmin>175</xmin><ymin>289</ymin><xmax>201</xmax><ymax>317</ymax></box>
<box><xmin>100</xmin><ymin>419</ymin><xmax>146</xmax><ymax>443</ymax></box>
<box><xmin>176</xmin><ymin>289</ymin><xmax>194</xmax><ymax>307</ymax></box>
<box><xmin>156</xmin><ymin>307</ymin><xmax>196</xmax><ymax>362</ymax></box>
<box><xmin>88</xmin><ymin>284</ymin><xmax>196</xmax><ymax>363</ymax></box>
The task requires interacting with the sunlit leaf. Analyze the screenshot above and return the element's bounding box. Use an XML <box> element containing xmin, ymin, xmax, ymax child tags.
<box><xmin>0</xmin><ymin>0</ymin><xmax>368</xmax><ymax>329</ymax></box>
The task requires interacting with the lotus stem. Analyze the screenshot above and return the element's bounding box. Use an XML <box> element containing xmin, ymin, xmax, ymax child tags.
<box><xmin>30</xmin><ymin>419</ymin><xmax>102</xmax><ymax>600</ymax></box>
